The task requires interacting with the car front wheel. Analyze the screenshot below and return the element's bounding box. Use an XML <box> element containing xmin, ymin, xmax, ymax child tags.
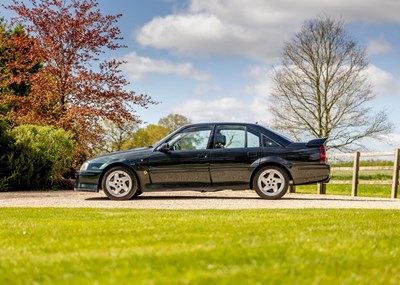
<box><xmin>253</xmin><ymin>166</ymin><xmax>289</xmax><ymax>199</ymax></box>
<box><xmin>102</xmin><ymin>166</ymin><xmax>139</xmax><ymax>200</ymax></box>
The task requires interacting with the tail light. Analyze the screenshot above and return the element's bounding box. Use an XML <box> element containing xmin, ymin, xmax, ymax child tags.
<box><xmin>320</xmin><ymin>146</ymin><xmax>327</xmax><ymax>164</ymax></box>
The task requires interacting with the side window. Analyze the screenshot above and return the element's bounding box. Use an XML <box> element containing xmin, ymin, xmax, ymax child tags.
<box><xmin>247</xmin><ymin>131</ymin><xmax>261</xmax><ymax>148</ymax></box>
<box><xmin>215</xmin><ymin>126</ymin><xmax>246</xmax><ymax>149</ymax></box>
<box><xmin>214</xmin><ymin>126</ymin><xmax>265</xmax><ymax>149</ymax></box>
<box><xmin>168</xmin><ymin>128</ymin><xmax>211</xmax><ymax>151</ymax></box>
<box><xmin>262</xmin><ymin>135</ymin><xmax>280</xmax><ymax>147</ymax></box>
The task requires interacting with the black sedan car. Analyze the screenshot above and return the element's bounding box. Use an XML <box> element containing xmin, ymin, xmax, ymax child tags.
<box><xmin>75</xmin><ymin>123</ymin><xmax>330</xmax><ymax>200</ymax></box>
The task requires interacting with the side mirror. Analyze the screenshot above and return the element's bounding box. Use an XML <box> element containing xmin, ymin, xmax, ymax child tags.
<box><xmin>158</xmin><ymin>143</ymin><xmax>170</xmax><ymax>152</ymax></box>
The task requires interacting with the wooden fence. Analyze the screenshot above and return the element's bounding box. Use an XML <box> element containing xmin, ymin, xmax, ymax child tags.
<box><xmin>289</xmin><ymin>149</ymin><xmax>399</xmax><ymax>198</ymax></box>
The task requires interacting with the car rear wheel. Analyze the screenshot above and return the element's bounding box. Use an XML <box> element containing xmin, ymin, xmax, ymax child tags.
<box><xmin>253</xmin><ymin>166</ymin><xmax>289</xmax><ymax>199</ymax></box>
<box><xmin>102</xmin><ymin>166</ymin><xmax>139</xmax><ymax>200</ymax></box>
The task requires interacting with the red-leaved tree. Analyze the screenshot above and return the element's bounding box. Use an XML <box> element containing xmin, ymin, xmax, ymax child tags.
<box><xmin>5</xmin><ymin>0</ymin><xmax>154</xmax><ymax>157</ymax></box>
<box><xmin>0</xmin><ymin>19</ymin><xmax>43</xmax><ymax>115</ymax></box>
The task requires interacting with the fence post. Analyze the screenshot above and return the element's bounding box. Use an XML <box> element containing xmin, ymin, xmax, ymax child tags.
<box><xmin>351</xmin><ymin>152</ymin><xmax>360</xmax><ymax>197</ymax></box>
<box><xmin>317</xmin><ymin>183</ymin><xmax>326</xmax><ymax>194</ymax></box>
<box><xmin>391</xmin><ymin>149</ymin><xmax>399</xmax><ymax>199</ymax></box>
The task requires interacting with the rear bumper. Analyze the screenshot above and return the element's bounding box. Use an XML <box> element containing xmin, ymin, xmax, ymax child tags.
<box><xmin>74</xmin><ymin>170</ymin><xmax>102</xmax><ymax>192</ymax></box>
<box><xmin>290</xmin><ymin>164</ymin><xmax>330</xmax><ymax>185</ymax></box>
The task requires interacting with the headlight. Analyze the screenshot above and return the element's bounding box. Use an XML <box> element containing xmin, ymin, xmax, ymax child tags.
<box><xmin>80</xmin><ymin>162</ymin><xmax>89</xmax><ymax>171</ymax></box>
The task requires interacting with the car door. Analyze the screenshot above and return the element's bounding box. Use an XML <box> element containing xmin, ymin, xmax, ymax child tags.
<box><xmin>209</xmin><ymin>125</ymin><xmax>264</xmax><ymax>185</ymax></box>
<box><xmin>147</xmin><ymin>125</ymin><xmax>213</xmax><ymax>188</ymax></box>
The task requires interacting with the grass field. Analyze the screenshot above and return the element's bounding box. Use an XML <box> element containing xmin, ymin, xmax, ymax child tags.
<box><xmin>295</xmin><ymin>184</ymin><xmax>394</xmax><ymax>198</ymax></box>
<box><xmin>1</xmin><ymin>208</ymin><xmax>399</xmax><ymax>285</ymax></box>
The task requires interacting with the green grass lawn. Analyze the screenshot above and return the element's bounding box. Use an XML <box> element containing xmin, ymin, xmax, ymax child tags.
<box><xmin>1</xmin><ymin>208</ymin><xmax>399</xmax><ymax>285</ymax></box>
<box><xmin>295</xmin><ymin>184</ymin><xmax>394</xmax><ymax>198</ymax></box>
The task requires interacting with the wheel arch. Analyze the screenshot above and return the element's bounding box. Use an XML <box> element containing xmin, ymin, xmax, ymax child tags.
<box><xmin>98</xmin><ymin>162</ymin><xmax>141</xmax><ymax>191</ymax></box>
<box><xmin>249</xmin><ymin>162</ymin><xmax>293</xmax><ymax>190</ymax></box>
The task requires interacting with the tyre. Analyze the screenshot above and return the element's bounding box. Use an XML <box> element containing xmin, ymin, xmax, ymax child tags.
<box><xmin>101</xmin><ymin>166</ymin><xmax>139</xmax><ymax>200</ymax></box>
<box><xmin>253</xmin><ymin>166</ymin><xmax>289</xmax><ymax>199</ymax></box>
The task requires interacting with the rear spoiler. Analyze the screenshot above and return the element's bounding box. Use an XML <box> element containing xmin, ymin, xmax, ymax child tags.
<box><xmin>306</xmin><ymin>138</ymin><xmax>327</xmax><ymax>147</ymax></box>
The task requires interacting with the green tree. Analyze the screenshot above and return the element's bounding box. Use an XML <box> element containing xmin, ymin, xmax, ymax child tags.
<box><xmin>270</xmin><ymin>15</ymin><xmax>392</xmax><ymax>151</ymax></box>
<box><xmin>122</xmin><ymin>114</ymin><xmax>191</xmax><ymax>149</ymax></box>
<box><xmin>122</xmin><ymin>125</ymin><xmax>169</xmax><ymax>149</ymax></box>
<box><xmin>158</xmin><ymin>113</ymin><xmax>191</xmax><ymax>132</ymax></box>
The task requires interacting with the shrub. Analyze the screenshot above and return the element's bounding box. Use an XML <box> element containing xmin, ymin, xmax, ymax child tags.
<box><xmin>7</xmin><ymin>141</ymin><xmax>53</xmax><ymax>190</ymax></box>
<box><xmin>11</xmin><ymin>125</ymin><xmax>75</xmax><ymax>185</ymax></box>
<box><xmin>0</xmin><ymin>123</ymin><xmax>75</xmax><ymax>191</ymax></box>
<box><xmin>0</xmin><ymin>120</ymin><xmax>15</xmax><ymax>191</ymax></box>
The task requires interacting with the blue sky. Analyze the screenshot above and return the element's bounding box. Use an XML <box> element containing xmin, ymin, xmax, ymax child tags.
<box><xmin>2</xmin><ymin>0</ymin><xmax>400</xmax><ymax>150</ymax></box>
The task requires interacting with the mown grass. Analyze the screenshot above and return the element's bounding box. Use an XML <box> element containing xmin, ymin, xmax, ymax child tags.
<box><xmin>295</xmin><ymin>184</ymin><xmax>393</xmax><ymax>198</ymax></box>
<box><xmin>0</xmin><ymin>208</ymin><xmax>399</xmax><ymax>285</ymax></box>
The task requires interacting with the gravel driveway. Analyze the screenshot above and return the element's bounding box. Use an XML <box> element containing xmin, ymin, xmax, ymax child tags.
<box><xmin>0</xmin><ymin>190</ymin><xmax>399</xmax><ymax>209</ymax></box>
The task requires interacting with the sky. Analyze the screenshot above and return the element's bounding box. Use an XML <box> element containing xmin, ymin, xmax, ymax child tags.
<box><xmin>1</xmin><ymin>0</ymin><xmax>400</xmax><ymax>151</ymax></box>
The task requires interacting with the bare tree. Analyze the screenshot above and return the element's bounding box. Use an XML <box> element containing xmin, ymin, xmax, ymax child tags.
<box><xmin>270</xmin><ymin>15</ymin><xmax>392</xmax><ymax>151</ymax></box>
<box><xmin>96</xmin><ymin>119</ymin><xmax>138</xmax><ymax>154</ymax></box>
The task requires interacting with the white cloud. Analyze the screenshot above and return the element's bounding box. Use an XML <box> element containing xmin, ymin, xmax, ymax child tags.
<box><xmin>379</xmin><ymin>133</ymin><xmax>400</xmax><ymax>146</ymax></box>
<box><xmin>171</xmin><ymin>97</ymin><xmax>250</xmax><ymax>122</ymax></box>
<box><xmin>367</xmin><ymin>38</ymin><xmax>394</xmax><ymax>55</ymax></box>
<box><xmin>193</xmin><ymin>83</ymin><xmax>222</xmax><ymax>97</ymax></box>
<box><xmin>136</xmin><ymin>13</ymin><xmax>277</xmax><ymax>60</ymax></box>
<box><xmin>171</xmin><ymin>97</ymin><xmax>245</xmax><ymax>122</ymax></box>
<box><xmin>366</xmin><ymin>65</ymin><xmax>400</xmax><ymax>96</ymax></box>
<box><xmin>171</xmin><ymin>95</ymin><xmax>273</xmax><ymax>124</ymax></box>
<box><xmin>364</xmin><ymin>133</ymin><xmax>400</xmax><ymax>152</ymax></box>
<box><xmin>242</xmin><ymin>66</ymin><xmax>277</xmax><ymax>125</ymax></box>
<box><xmin>119</xmin><ymin>52</ymin><xmax>210</xmax><ymax>81</ymax></box>
<box><xmin>188</xmin><ymin>0</ymin><xmax>400</xmax><ymax>24</ymax></box>
<box><xmin>244</xmin><ymin>66</ymin><xmax>274</xmax><ymax>96</ymax></box>
<box><xmin>136</xmin><ymin>0</ymin><xmax>400</xmax><ymax>61</ymax></box>
<box><xmin>168</xmin><ymin>63</ymin><xmax>277</xmax><ymax>123</ymax></box>
<box><xmin>168</xmin><ymin>65</ymin><xmax>276</xmax><ymax>124</ymax></box>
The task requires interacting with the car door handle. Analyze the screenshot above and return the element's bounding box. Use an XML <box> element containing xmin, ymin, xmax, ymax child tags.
<box><xmin>197</xmin><ymin>154</ymin><xmax>208</xmax><ymax>159</ymax></box>
<box><xmin>247</xmin><ymin>152</ymin><xmax>258</xmax><ymax>157</ymax></box>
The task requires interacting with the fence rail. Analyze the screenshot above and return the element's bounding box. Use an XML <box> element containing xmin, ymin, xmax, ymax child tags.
<box><xmin>329</xmin><ymin>151</ymin><xmax>395</xmax><ymax>158</ymax></box>
<box><xmin>333</xmin><ymin>166</ymin><xmax>393</xmax><ymax>171</ymax></box>
<box><xmin>290</xmin><ymin>149</ymin><xmax>400</xmax><ymax>198</ymax></box>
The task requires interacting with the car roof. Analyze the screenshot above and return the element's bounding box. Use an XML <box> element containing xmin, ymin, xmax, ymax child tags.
<box><xmin>181</xmin><ymin>122</ymin><xmax>260</xmax><ymax>127</ymax></box>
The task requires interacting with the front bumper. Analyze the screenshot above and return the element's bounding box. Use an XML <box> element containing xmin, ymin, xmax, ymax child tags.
<box><xmin>74</xmin><ymin>170</ymin><xmax>102</xmax><ymax>192</ymax></box>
